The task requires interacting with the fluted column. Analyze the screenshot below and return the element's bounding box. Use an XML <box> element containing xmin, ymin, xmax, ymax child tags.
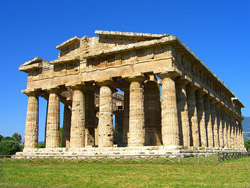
<box><xmin>128</xmin><ymin>78</ymin><xmax>145</xmax><ymax>146</ymax></box>
<box><xmin>176</xmin><ymin>79</ymin><xmax>190</xmax><ymax>147</ymax></box>
<box><xmin>204</xmin><ymin>95</ymin><xmax>214</xmax><ymax>148</ymax></box>
<box><xmin>222</xmin><ymin>110</ymin><xmax>228</xmax><ymax>148</ymax></box>
<box><xmin>98</xmin><ymin>84</ymin><xmax>113</xmax><ymax>147</ymax></box>
<box><xmin>24</xmin><ymin>92</ymin><xmax>39</xmax><ymax>149</ymax></box>
<box><xmin>70</xmin><ymin>87</ymin><xmax>85</xmax><ymax>148</ymax></box>
<box><xmin>187</xmin><ymin>85</ymin><xmax>200</xmax><ymax>148</ymax></box>
<box><xmin>230</xmin><ymin>116</ymin><xmax>235</xmax><ymax>148</ymax></box>
<box><xmin>225</xmin><ymin>113</ymin><xmax>231</xmax><ymax>148</ymax></box>
<box><xmin>238</xmin><ymin>121</ymin><xmax>245</xmax><ymax>149</ymax></box>
<box><xmin>211</xmin><ymin>102</ymin><xmax>219</xmax><ymax>148</ymax></box>
<box><xmin>216</xmin><ymin>105</ymin><xmax>224</xmax><ymax>148</ymax></box>
<box><xmin>85</xmin><ymin>90</ymin><xmax>96</xmax><ymax>146</ymax></box>
<box><xmin>161</xmin><ymin>73</ymin><xmax>179</xmax><ymax>147</ymax></box>
<box><xmin>115</xmin><ymin>109</ymin><xmax>123</xmax><ymax>146</ymax></box>
<box><xmin>62</xmin><ymin>105</ymin><xmax>71</xmax><ymax>148</ymax></box>
<box><xmin>122</xmin><ymin>88</ymin><xmax>129</xmax><ymax>146</ymax></box>
<box><xmin>144</xmin><ymin>81</ymin><xmax>162</xmax><ymax>146</ymax></box>
<box><xmin>46</xmin><ymin>91</ymin><xmax>60</xmax><ymax>148</ymax></box>
<box><xmin>196</xmin><ymin>90</ymin><xmax>207</xmax><ymax>147</ymax></box>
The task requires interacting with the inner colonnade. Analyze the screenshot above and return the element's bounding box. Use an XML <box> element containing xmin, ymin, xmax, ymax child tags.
<box><xmin>24</xmin><ymin>72</ymin><xmax>244</xmax><ymax>150</ymax></box>
<box><xmin>19</xmin><ymin>30</ymin><xmax>245</xmax><ymax>155</ymax></box>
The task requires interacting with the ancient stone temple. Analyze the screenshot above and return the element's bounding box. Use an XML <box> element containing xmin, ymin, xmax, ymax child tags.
<box><xmin>17</xmin><ymin>30</ymin><xmax>245</xmax><ymax>157</ymax></box>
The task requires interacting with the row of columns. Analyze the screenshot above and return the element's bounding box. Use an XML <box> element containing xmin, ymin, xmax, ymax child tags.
<box><xmin>24</xmin><ymin>73</ymin><xmax>245</xmax><ymax>150</ymax></box>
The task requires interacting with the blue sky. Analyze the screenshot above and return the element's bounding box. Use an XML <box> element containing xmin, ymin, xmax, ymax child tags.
<box><xmin>0</xmin><ymin>0</ymin><xmax>249</xmax><ymax>141</ymax></box>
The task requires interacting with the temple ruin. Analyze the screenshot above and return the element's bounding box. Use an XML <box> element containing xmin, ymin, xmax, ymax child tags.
<box><xmin>16</xmin><ymin>30</ymin><xmax>245</xmax><ymax>157</ymax></box>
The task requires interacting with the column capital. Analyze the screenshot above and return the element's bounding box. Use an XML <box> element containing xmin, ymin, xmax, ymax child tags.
<box><xmin>22</xmin><ymin>89</ymin><xmax>41</xmax><ymax>97</ymax></box>
<box><xmin>204</xmin><ymin>93</ymin><xmax>214</xmax><ymax>101</ymax></box>
<box><xmin>196</xmin><ymin>88</ymin><xmax>208</xmax><ymax>96</ymax></box>
<box><xmin>127</xmin><ymin>76</ymin><xmax>146</xmax><ymax>83</ymax></box>
<box><xmin>158</xmin><ymin>70</ymin><xmax>181</xmax><ymax>79</ymax></box>
<box><xmin>44</xmin><ymin>87</ymin><xmax>60</xmax><ymax>94</ymax></box>
<box><xmin>187</xmin><ymin>82</ymin><xmax>200</xmax><ymax>91</ymax></box>
<box><xmin>176</xmin><ymin>75</ymin><xmax>192</xmax><ymax>86</ymax></box>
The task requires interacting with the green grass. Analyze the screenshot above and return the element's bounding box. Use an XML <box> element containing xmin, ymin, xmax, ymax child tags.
<box><xmin>0</xmin><ymin>157</ymin><xmax>250</xmax><ymax>188</ymax></box>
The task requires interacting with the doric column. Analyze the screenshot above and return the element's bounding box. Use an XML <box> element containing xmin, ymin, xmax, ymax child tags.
<box><xmin>46</xmin><ymin>90</ymin><xmax>60</xmax><ymax>148</ymax></box>
<box><xmin>196</xmin><ymin>89</ymin><xmax>207</xmax><ymax>147</ymax></box>
<box><xmin>98</xmin><ymin>83</ymin><xmax>114</xmax><ymax>147</ymax></box>
<box><xmin>161</xmin><ymin>73</ymin><xmax>179</xmax><ymax>147</ymax></box>
<box><xmin>229</xmin><ymin>115</ymin><xmax>235</xmax><ymax>148</ymax></box>
<box><xmin>176</xmin><ymin>79</ymin><xmax>190</xmax><ymax>147</ymax></box>
<box><xmin>128</xmin><ymin>77</ymin><xmax>145</xmax><ymax>146</ymax></box>
<box><xmin>85</xmin><ymin>89</ymin><xmax>96</xmax><ymax>146</ymax></box>
<box><xmin>211</xmin><ymin>101</ymin><xmax>219</xmax><ymax>148</ymax></box>
<box><xmin>186</xmin><ymin>84</ymin><xmax>200</xmax><ymax>148</ymax></box>
<box><xmin>230</xmin><ymin>115</ymin><xmax>236</xmax><ymax>148</ymax></box>
<box><xmin>235</xmin><ymin>120</ymin><xmax>239</xmax><ymax>149</ymax></box>
<box><xmin>238</xmin><ymin>120</ymin><xmax>245</xmax><ymax>149</ymax></box>
<box><xmin>62</xmin><ymin>105</ymin><xmax>71</xmax><ymax>148</ymax></box>
<box><xmin>216</xmin><ymin>105</ymin><xmax>224</xmax><ymax>148</ymax></box>
<box><xmin>225</xmin><ymin>113</ymin><xmax>231</xmax><ymax>148</ymax></box>
<box><xmin>222</xmin><ymin>110</ymin><xmax>228</xmax><ymax>148</ymax></box>
<box><xmin>122</xmin><ymin>88</ymin><xmax>129</xmax><ymax>146</ymax></box>
<box><xmin>24</xmin><ymin>92</ymin><xmax>39</xmax><ymax>149</ymax></box>
<box><xmin>204</xmin><ymin>95</ymin><xmax>214</xmax><ymax>148</ymax></box>
<box><xmin>144</xmin><ymin>80</ymin><xmax>162</xmax><ymax>146</ymax></box>
<box><xmin>70</xmin><ymin>86</ymin><xmax>85</xmax><ymax>148</ymax></box>
<box><xmin>115</xmin><ymin>109</ymin><xmax>123</xmax><ymax>146</ymax></box>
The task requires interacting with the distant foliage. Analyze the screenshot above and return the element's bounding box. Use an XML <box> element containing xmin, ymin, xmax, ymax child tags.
<box><xmin>0</xmin><ymin>135</ymin><xmax>3</xmax><ymax>142</ymax></box>
<box><xmin>0</xmin><ymin>140</ymin><xmax>21</xmax><ymax>155</ymax></box>
<box><xmin>0</xmin><ymin>133</ymin><xmax>23</xmax><ymax>155</ymax></box>
<box><xmin>12</xmin><ymin>133</ymin><xmax>22</xmax><ymax>144</ymax></box>
<box><xmin>245</xmin><ymin>139</ymin><xmax>250</xmax><ymax>151</ymax></box>
<box><xmin>38</xmin><ymin>142</ymin><xmax>45</xmax><ymax>148</ymax></box>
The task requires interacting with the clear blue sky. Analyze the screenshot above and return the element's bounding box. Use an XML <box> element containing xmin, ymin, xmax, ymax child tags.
<box><xmin>0</xmin><ymin>0</ymin><xmax>249</xmax><ymax>141</ymax></box>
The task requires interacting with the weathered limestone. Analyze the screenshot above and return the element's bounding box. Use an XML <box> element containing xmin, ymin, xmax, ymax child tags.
<box><xmin>161</xmin><ymin>73</ymin><xmax>179</xmax><ymax>147</ymax></box>
<box><xmin>176</xmin><ymin>79</ymin><xmax>190</xmax><ymax>147</ymax></box>
<box><xmin>24</xmin><ymin>93</ymin><xmax>39</xmax><ymax>149</ymax></box>
<box><xmin>46</xmin><ymin>91</ymin><xmax>60</xmax><ymax>148</ymax></box>
<box><xmin>19</xmin><ymin>30</ymin><xmax>245</xmax><ymax>156</ymax></box>
<box><xmin>204</xmin><ymin>95</ymin><xmax>214</xmax><ymax>148</ymax></box>
<box><xmin>70</xmin><ymin>87</ymin><xmax>85</xmax><ymax>148</ymax></box>
<box><xmin>62</xmin><ymin>105</ymin><xmax>71</xmax><ymax>148</ymax></box>
<box><xmin>98</xmin><ymin>84</ymin><xmax>114</xmax><ymax>147</ymax></box>
<box><xmin>85</xmin><ymin>90</ymin><xmax>96</xmax><ymax>146</ymax></box>
<box><xmin>211</xmin><ymin>102</ymin><xmax>219</xmax><ymax>148</ymax></box>
<box><xmin>196</xmin><ymin>90</ymin><xmax>207</xmax><ymax>147</ymax></box>
<box><xmin>186</xmin><ymin>85</ymin><xmax>200</xmax><ymax>147</ymax></box>
<box><xmin>122</xmin><ymin>89</ymin><xmax>129</xmax><ymax>146</ymax></box>
<box><xmin>216</xmin><ymin>106</ymin><xmax>224</xmax><ymax>148</ymax></box>
<box><xmin>144</xmin><ymin>81</ymin><xmax>162</xmax><ymax>146</ymax></box>
<box><xmin>128</xmin><ymin>78</ymin><xmax>145</xmax><ymax>146</ymax></box>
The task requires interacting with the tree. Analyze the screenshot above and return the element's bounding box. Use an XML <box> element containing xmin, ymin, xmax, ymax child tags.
<box><xmin>12</xmin><ymin>133</ymin><xmax>22</xmax><ymax>144</ymax></box>
<box><xmin>0</xmin><ymin>135</ymin><xmax>3</xmax><ymax>142</ymax></box>
<box><xmin>0</xmin><ymin>139</ymin><xmax>21</xmax><ymax>155</ymax></box>
<box><xmin>245</xmin><ymin>139</ymin><xmax>250</xmax><ymax>151</ymax></box>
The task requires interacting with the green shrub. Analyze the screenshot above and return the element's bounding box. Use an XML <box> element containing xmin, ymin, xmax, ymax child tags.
<box><xmin>0</xmin><ymin>140</ymin><xmax>21</xmax><ymax>155</ymax></box>
<box><xmin>38</xmin><ymin>142</ymin><xmax>45</xmax><ymax>148</ymax></box>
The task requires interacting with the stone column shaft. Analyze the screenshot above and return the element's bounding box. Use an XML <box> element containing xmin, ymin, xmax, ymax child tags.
<box><xmin>196</xmin><ymin>91</ymin><xmax>207</xmax><ymax>147</ymax></box>
<box><xmin>204</xmin><ymin>96</ymin><xmax>214</xmax><ymax>148</ymax></box>
<box><xmin>98</xmin><ymin>85</ymin><xmax>113</xmax><ymax>147</ymax></box>
<box><xmin>225</xmin><ymin>114</ymin><xmax>231</xmax><ymax>148</ymax></box>
<box><xmin>122</xmin><ymin>89</ymin><xmax>129</xmax><ymax>146</ymax></box>
<box><xmin>128</xmin><ymin>80</ymin><xmax>145</xmax><ymax>146</ymax></box>
<box><xmin>46</xmin><ymin>92</ymin><xmax>60</xmax><ymax>148</ymax></box>
<box><xmin>176</xmin><ymin>81</ymin><xmax>190</xmax><ymax>147</ymax></box>
<box><xmin>161</xmin><ymin>74</ymin><xmax>179</xmax><ymax>146</ymax></box>
<box><xmin>216</xmin><ymin>107</ymin><xmax>224</xmax><ymax>148</ymax></box>
<box><xmin>187</xmin><ymin>86</ymin><xmax>200</xmax><ymax>147</ymax></box>
<box><xmin>85</xmin><ymin>90</ymin><xmax>96</xmax><ymax>146</ymax></box>
<box><xmin>70</xmin><ymin>89</ymin><xmax>85</xmax><ymax>148</ymax></box>
<box><xmin>211</xmin><ymin>103</ymin><xmax>219</xmax><ymax>148</ymax></box>
<box><xmin>144</xmin><ymin>81</ymin><xmax>162</xmax><ymax>146</ymax></box>
<box><xmin>62</xmin><ymin>105</ymin><xmax>71</xmax><ymax>148</ymax></box>
<box><xmin>24</xmin><ymin>94</ymin><xmax>39</xmax><ymax>149</ymax></box>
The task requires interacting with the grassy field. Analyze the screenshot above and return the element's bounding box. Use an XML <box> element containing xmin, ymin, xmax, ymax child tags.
<box><xmin>0</xmin><ymin>156</ymin><xmax>250</xmax><ymax>188</ymax></box>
